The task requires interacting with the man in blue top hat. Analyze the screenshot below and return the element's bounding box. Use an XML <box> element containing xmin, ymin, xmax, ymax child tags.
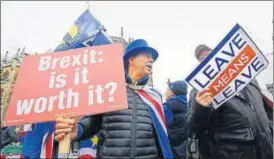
<box><xmin>54</xmin><ymin>39</ymin><xmax>173</xmax><ymax>159</ymax></box>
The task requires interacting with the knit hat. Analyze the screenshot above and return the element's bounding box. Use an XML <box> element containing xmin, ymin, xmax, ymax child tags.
<box><xmin>194</xmin><ymin>44</ymin><xmax>212</xmax><ymax>60</ymax></box>
<box><xmin>168</xmin><ymin>80</ymin><xmax>188</xmax><ymax>96</ymax></box>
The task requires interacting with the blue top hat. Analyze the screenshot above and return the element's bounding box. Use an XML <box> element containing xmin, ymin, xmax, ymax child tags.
<box><xmin>123</xmin><ymin>39</ymin><xmax>159</xmax><ymax>64</ymax></box>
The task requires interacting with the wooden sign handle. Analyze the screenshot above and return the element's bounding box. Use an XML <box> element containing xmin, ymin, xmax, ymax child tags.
<box><xmin>58</xmin><ymin>119</ymin><xmax>71</xmax><ymax>158</ymax></box>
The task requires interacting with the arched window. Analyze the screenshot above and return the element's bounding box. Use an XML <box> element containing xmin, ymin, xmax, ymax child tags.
<box><xmin>1</xmin><ymin>88</ymin><xmax>4</xmax><ymax>101</ymax></box>
<box><xmin>6</xmin><ymin>91</ymin><xmax>12</xmax><ymax>105</ymax></box>
<box><xmin>12</xmin><ymin>71</ymin><xmax>18</xmax><ymax>82</ymax></box>
<box><xmin>1</xmin><ymin>70</ymin><xmax>10</xmax><ymax>81</ymax></box>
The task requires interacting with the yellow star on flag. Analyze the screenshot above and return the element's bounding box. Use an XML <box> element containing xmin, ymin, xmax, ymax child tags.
<box><xmin>91</xmin><ymin>135</ymin><xmax>99</xmax><ymax>146</ymax></box>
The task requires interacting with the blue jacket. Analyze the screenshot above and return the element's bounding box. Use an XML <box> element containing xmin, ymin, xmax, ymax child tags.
<box><xmin>163</xmin><ymin>95</ymin><xmax>189</xmax><ymax>159</ymax></box>
<box><xmin>22</xmin><ymin>122</ymin><xmax>55</xmax><ymax>158</ymax></box>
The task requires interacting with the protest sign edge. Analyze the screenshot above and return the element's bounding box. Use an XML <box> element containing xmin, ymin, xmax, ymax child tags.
<box><xmin>240</xmin><ymin>25</ymin><xmax>269</xmax><ymax>65</ymax></box>
<box><xmin>185</xmin><ymin>24</ymin><xmax>241</xmax><ymax>83</ymax></box>
<box><xmin>3</xmin><ymin>43</ymin><xmax>126</xmax><ymax>127</ymax></box>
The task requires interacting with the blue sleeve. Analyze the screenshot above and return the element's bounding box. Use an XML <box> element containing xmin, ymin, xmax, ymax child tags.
<box><xmin>7</xmin><ymin>127</ymin><xmax>14</xmax><ymax>134</ymax></box>
<box><xmin>74</xmin><ymin>124</ymin><xmax>84</xmax><ymax>140</ymax></box>
<box><xmin>22</xmin><ymin>123</ymin><xmax>51</xmax><ymax>158</ymax></box>
<box><xmin>163</xmin><ymin>104</ymin><xmax>174</xmax><ymax>126</ymax></box>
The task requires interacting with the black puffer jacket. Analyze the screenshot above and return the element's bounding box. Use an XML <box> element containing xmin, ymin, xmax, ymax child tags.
<box><xmin>77</xmin><ymin>85</ymin><xmax>162</xmax><ymax>159</ymax></box>
<box><xmin>187</xmin><ymin>80</ymin><xmax>273</xmax><ymax>159</ymax></box>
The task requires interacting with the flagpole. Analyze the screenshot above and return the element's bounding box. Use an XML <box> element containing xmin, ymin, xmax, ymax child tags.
<box><xmin>58</xmin><ymin>3</ymin><xmax>90</xmax><ymax>157</ymax></box>
<box><xmin>58</xmin><ymin>119</ymin><xmax>71</xmax><ymax>158</ymax></box>
<box><xmin>86</xmin><ymin>1</ymin><xmax>90</xmax><ymax>10</ymax></box>
<box><xmin>59</xmin><ymin>3</ymin><xmax>90</xmax><ymax>157</ymax></box>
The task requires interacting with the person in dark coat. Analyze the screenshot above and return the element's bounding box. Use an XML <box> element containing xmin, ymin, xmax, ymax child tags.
<box><xmin>187</xmin><ymin>44</ymin><xmax>273</xmax><ymax>159</ymax></box>
<box><xmin>0</xmin><ymin>126</ymin><xmax>21</xmax><ymax>150</ymax></box>
<box><xmin>53</xmin><ymin>39</ymin><xmax>173</xmax><ymax>159</ymax></box>
<box><xmin>163</xmin><ymin>80</ymin><xmax>189</xmax><ymax>159</ymax></box>
<box><xmin>1</xmin><ymin>127</ymin><xmax>10</xmax><ymax>150</ymax></box>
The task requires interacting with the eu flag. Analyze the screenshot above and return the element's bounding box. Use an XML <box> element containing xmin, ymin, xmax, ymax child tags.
<box><xmin>54</xmin><ymin>9</ymin><xmax>112</xmax><ymax>52</ymax></box>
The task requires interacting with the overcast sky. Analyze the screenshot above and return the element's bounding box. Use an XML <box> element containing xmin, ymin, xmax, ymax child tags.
<box><xmin>1</xmin><ymin>1</ymin><xmax>273</xmax><ymax>94</ymax></box>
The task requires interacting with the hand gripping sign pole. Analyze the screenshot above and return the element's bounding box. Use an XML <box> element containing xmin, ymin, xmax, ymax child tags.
<box><xmin>58</xmin><ymin>116</ymin><xmax>81</xmax><ymax>158</ymax></box>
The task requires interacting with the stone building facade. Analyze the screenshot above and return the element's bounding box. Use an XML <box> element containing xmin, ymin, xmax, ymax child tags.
<box><xmin>1</xmin><ymin>48</ymin><xmax>29</xmax><ymax>126</ymax></box>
